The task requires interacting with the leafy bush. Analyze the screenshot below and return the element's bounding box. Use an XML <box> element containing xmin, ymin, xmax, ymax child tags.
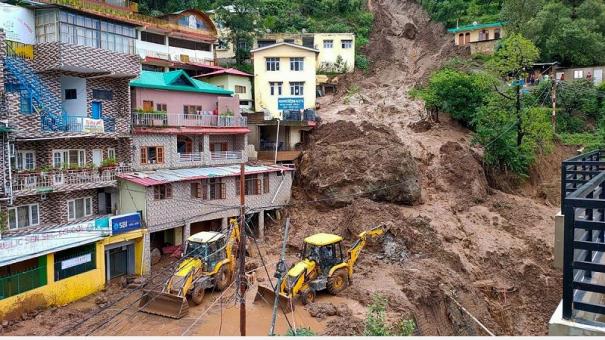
<box><xmin>559</xmin><ymin>130</ymin><xmax>605</xmax><ymax>151</ymax></box>
<box><xmin>286</xmin><ymin>327</ymin><xmax>315</xmax><ymax>336</ymax></box>
<box><xmin>355</xmin><ymin>54</ymin><xmax>370</xmax><ymax>70</ymax></box>
<box><xmin>364</xmin><ymin>294</ymin><xmax>416</xmax><ymax>336</ymax></box>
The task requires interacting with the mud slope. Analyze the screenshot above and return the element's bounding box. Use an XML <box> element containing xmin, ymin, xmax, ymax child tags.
<box><xmin>286</xmin><ymin>0</ymin><xmax>562</xmax><ymax>335</ymax></box>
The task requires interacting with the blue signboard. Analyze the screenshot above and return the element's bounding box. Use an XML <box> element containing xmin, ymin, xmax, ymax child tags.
<box><xmin>110</xmin><ymin>213</ymin><xmax>141</xmax><ymax>235</ymax></box>
<box><xmin>278</xmin><ymin>97</ymin><xmax>304</xmax><ymax>111</ymax></box>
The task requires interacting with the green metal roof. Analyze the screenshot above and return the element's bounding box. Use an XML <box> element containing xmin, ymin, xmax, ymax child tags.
<box><xmin>447</xmin><ymin>21</ymin><xmax>504</xmax><ymax>33</ymax></box>
<box><xmin>130</xmin><ymin>70</ymin><xmax>233</xmax><ymax>95</ymax></box>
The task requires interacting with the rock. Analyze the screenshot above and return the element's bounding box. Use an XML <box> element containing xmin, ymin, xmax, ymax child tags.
<box><xmin>403</xmin><ymin>22</ymin><xmax>418</xmax><ymax>39</ymax></box>
<box><xmin>245</xmin><ymin>261</ymin><xmax>259</xmax><ymax>271</ymax></box>
<box><xmin>150</xmin><ymin>248</ymin><xmax>162</xmax><ymax>265</ymax></box>
<box><xmin>307</xmin><ymin>302</ymin><xmax>339</xmax><ymax>319</ymax></box>
<box><xmin>298</xmin><ymin>121</ymin><xmax>422</xmax><ymax>206</ymax></box>
<box><xmin>21</xmin><ymin>313</ymin><xmax>28</xmax><ymax>321</ymax></box>
<box><xmin>2</xmin><ymin>320</ymin><xmax>9</xmax><ymax>327</ymax></box>
<box><xmin>257</xmin><ymin>276</ymin><xmax>265</xmax><ymax>282</ymax></box>
<box><xmin>95</xmin><ymin>296</ymin><xmax>108</xmax><ymax>305</ymax></box>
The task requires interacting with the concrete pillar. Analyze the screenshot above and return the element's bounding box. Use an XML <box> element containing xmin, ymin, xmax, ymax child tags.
<box><xmin>183</xmin><ymin>222</ymin><xmax>191</xmax><ymax>244</ymax></box>
<box><xmin>554</xmin><ymin>212</ymin><xmax>564</xmax><ymax>270</ymax></box>
<box><xmin>221</xmin><ymin>217</ymin><xmax>228</xmax><ymax>233</ymax></box>
<box><xmin>258</xmin><ymin>210</ymin><xmax>265</xmax><ymax>242</ymax></box>
<box><xmin>142</xmin><ymin>231</ymin><xmax>151</xmax><ymax>275</ymax></box>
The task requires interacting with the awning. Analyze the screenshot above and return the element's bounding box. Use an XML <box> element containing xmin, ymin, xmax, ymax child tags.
<box><xmin>0</xmin><ymin>219</ymin><xmax>111</xmax><ymax>267</ymax></box>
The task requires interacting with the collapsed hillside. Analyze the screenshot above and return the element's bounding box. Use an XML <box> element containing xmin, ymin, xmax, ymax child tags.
<box><xmin>273</xmin><ymin>0</ymin><xmax>570</xmax><ymax>335</ymax></box>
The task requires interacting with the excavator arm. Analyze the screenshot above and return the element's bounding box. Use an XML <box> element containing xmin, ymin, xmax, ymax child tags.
<box><xmin>225</xmin><ymin>218</ymin><xmax>241</xmax><ymax>274</ymax></box>
<box><xmin>346</xmin><ymin>226</ymin><xmax>385</xmax><ymax>275</ymax></box>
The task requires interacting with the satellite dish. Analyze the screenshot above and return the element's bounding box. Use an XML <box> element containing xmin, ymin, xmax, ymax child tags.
<box><xmin>472</xmin><ymin>21</ymin><xmax>478</xmax><ymax>25</ymax></box>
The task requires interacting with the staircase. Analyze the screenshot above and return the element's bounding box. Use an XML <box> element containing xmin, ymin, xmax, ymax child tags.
<box><xmin>3</xmin><ymin>43</ymin><xmax>63</xmax><ymax>131</ymax></box>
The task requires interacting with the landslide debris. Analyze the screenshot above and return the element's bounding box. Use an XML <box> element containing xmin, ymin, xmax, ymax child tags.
<box><xmin>297</xmin><ymin>121</ymin><xmax>421</xmax><ymax>206</ymax></box>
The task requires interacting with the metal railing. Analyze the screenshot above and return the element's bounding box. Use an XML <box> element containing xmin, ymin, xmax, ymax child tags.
<box><xmin>0</xmin><ymin>266</ymin><xmax>47</xmax><ymax>300</ymax></box>
<box><xmin>561</xmin><ymin>150</ymin><xmax>605</xmax><ymax>321</ymax></box>
<box><xmin>133</xmin><ymin>113</ymin><xmax>247</xmax><ymax>128</ymax></box>
<box><xmin>12</xmin><ymin>165</ymin><xmax>131</xmax><ymax>193</ymax></box>
<box><xmin>178</xmin><ymin>152</ymin><xmax>203</xmax><ymax>162</ymax></box>
<box><xmin>210</xmin><ymin>151</ymin><xmax>243</xmax><ymax>161</ymax></box>
<box><xmin>53</xmin><ymin>115</ymin><xmax>116</xmax><ymax>133</ymax></box>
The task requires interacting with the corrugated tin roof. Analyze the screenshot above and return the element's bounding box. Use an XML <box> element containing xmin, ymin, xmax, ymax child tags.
<box><xmin>118</xmin><ymin>164</ymin><xmax>294</xmax><ymax>186</ymax></box>
<box><xmin>130</xmin><ymin>70</ymin><xmax>233</xmax><ymax>95</ymax></box>
<box><xmin>196</xmin><ymin>68</ymin><xmax>253</xmax><ymax>78</ymax></box>
<box><xmin>447</xmin><ymin>21</ymin><xmax>504</xmax><ymax>33</ymax></box>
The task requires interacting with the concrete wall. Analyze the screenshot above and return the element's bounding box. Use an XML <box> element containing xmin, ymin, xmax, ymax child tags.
<box><xmin>60</xmin><ymin>76</ymin><xmax>87</xmax><ymax>116</ymax></box>
<box><xmin>252</xmin><ymin>45</ymin><xmax>317</xmax><ymax>117</ymax></box>
<box><xmin>0</xmin><ymin>242</ymin><xmax>105</xmax><ymax>320</ymax></box>
<box><xmin>136</xmin><ymin>39</ymin><xmax>214</xmax><ymax>64</ymax></box>
<box><xmin>315</xmin><ymin>33</ymin><xmax>355</xmax><ymax>73</ymax></box>
<box><xmin>202</xmin><ymin>74</ymin><xmax>253</xmax><ymax>102</ymax></box>
<box><xmin>453</xmin><ymin>27</ymin><xmax>504</xmax><ymax>46</ymax></box>
<box><xmin>118</xmin><ymin>180</ymin><xmax>147</xmax><ymax>220</ymax></box>
<box><xmin>556</xmin><ymin>66</ymin><xmax>605</xmax><ymax>86</ymax></box>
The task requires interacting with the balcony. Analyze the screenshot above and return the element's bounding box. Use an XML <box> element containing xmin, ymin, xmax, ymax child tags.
<box><xmin>12</xmin><ymin>165</ymin><xmax>131</xmax><ymax>196</ymax></box>
<box><xmin>133</xmin><ymin>113</ymin><xmax>247</xmax><ymax>128</ymax></box>
<box><xmin>211</xmin><ymin>151</ymin><xmax>243</xmax><ymax>161</ymax></box>
<box><xmin>41</xmin><ymin>115</ymin><xmax>115</xmax><ymax>133</ymax></box>
<box><xmin>178</xmin><ymin>152</ymin><xmax>203</xmax><ymax>163</ymax></box>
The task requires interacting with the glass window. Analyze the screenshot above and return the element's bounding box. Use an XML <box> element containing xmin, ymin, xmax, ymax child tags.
<box><xmin>16</xmin><ymin>151</ymin><xmax>36</xmax><ymax>171</ymax></box>
<box><xmin>341</xmin><ymin>40</ymin><xmax>353</xmax><ymax>48</ymax></box>
<box><xmin>269</xmin><ymin>82</ymin><xmax>283</xmax><ymax>96</ymax></box>
<box><xmin>235</xmin><ymin>85</ymin><xmax>246</xmax><ymax>94</ymax></box>
<box><xmin>65</xmin><ymin>89</ymin><xmax>77</xmax><ymax>100</ymax></box>
<box><xmin>52</xmin><ymin>149</ymin><xmax>85</xmax><ymax>168</ymax></box>
<box><xmin>323</xmin><ymin>40</ymin><xmax>333</xmax><ymax>48</ymax></box>
<box><xmin>266</xmin><ymin>57</ymin><xmax>280</xmax><ymax>71</ymax></box>
<box><xmin>8</xmin><ymin>204</ymin><xmax>40</xmax><ymax>229</ymax></box>
<box><xmin>290</xmin><ymin>57</ymin><xmax>304</xmax><ymax>71</ymax></box>
<box><xmin>290</xmin><ymin>82</ymin><xmax>304</xmax><ymax>96</ymax></box>
<box><xmin>574</xmin><ymin>70</ymin><xmax>584</xmax><ymax>79</ymax></box>
<box><xmin>67</xmin><ymin>197</ymin><xmax>93</xmax><ymax>221</ymax></box>
<box><xmin>154</xmin><ymin>184</ymin><xmax>172</xmax><ymax>200</ymax></box>
<box><xmin>107</xmin><ymin>148</ymin><xmax>116</xmax><ymax>160</ymax></box>
<box><xmin>54</xmin><ymin>243</ymin><xmax>96</xmax><ymax>281</ymax></box>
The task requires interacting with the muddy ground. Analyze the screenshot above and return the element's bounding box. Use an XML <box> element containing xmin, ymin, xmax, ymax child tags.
<box><xmin>2</xmin><ymin>0</ymin><xmax>576</xmax><ymax>336</ymax></box>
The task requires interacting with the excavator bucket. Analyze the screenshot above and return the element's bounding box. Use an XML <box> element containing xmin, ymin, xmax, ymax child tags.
<box><xmin>138</xmin><ymin>289</ymin><xmax>189</xmax><ymax>319</ymax></box>
<box><xmin>254</xmin><ymin>285</ymin><xmax>294</xmax><ymax>313</ymax></box>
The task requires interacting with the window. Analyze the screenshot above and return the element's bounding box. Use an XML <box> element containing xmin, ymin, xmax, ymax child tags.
<box><xmin>574</xmin><ymin>70</ymin><xmax>584</xmax><ymax>79</ymax></box>
<box><xmin>168</xmin><ymin>37</ymin><xmax>211</xmax><ymax>51</ymax></box>
<box><xmin>54</xmin><ymin>243</ymin><xmax>96</xmax><ymax>281</ymax></box>
<box><xmin>52</xmin><ymin>149</ymin><xmax>85</xmax><ymax>168</ymax></box>
<box><xmin>284</xmin><ymin>39</ymin><xmax>295</xmax><ymax>44</ymax></box>
<box><xmin>263</xmin><ymin>173</ymin><xmax>270</xmax><ymax>194</ymax></box>
<box><xmin>65</xmin><ymin>89</ymin><xmax>77</xmax><ymax>100</ymax></box>
<box><xmin>67</xmin><ymin>197</ymin><xmax>92</xmax><ymax>221</ymax></box>
<box><xmin>192</xmin><ymin>179</ymin><xmax>226</xmax><ymax>200</ymax></box>
<box><xmin>142</xmin><ymin>64</ymin><xmax>164</xmax><ymax>72</ymax></box>
<box><xmin>258</xmin><ymin>40</ymin><xmax>276</xmax><ymax>48</ymax></box>
<box><xmin>8</xmin><ymin>204</ymin><xmax>40</xmax><ymax>229</ymax></box>
<box><xmin>36</xmin><ymin>10</ymin><xmax>58</xmax><ymax>43</ymax></box>
<box><xmin>290</xmin><ymin>57</ymin><xmax>304</xmax><ymax>71</ymax></box>
<box><xmin>235</xmin><ymin>175</ymin><xmax>261</xmax><ymax>196</ymax></box>
<box><xmin>0</xmin><ymin>257</ymin><xmax>47</xmax><ymax>299</ymax></box>
<box><xmin>191</xmin><ymin>181</ymin><xmax>207</xmax><ymax>199</ymax></box>
<box><xmin>323</xmin><ymin>40</ymin><xmax>333</xmax><ymax>48</ymax></box>
<box><xmin>140</xmin><ymin>31</ymin><xmax>165</xmax><ymax>45</ymax></box>
<box><xmin>290</xmin><ymin>82</ymin><xmax>305</xmax><ymax>96</ymax></box>
<box><xmin>494</xmin><ymin>28</ymin><xmax>501</xmax><ymax>40</ymax></box>
<box><xmin>269</xmin><ymin>82</ymin><xmax>283</xmax><ymax>96</ymax></box>
<box><xmin>341</xmin><ymin>40</ymin><xmax>353</xmax><ymax>48</ymax></box>
<box><xmin>92</xmin><ymin>89</ymin><xmax>113</xmax><ymax>100</ymax></box>
<box><xmin>184</xmin><ymin>105</ymin><xmax>202</xmax><ymax>115</ymax></box>
<box><xmin>235</xmin><ymin>85</ymin><xmax>247</xmax><ymax>94</ymax></box>
<box><xmin>156</xmin><ymin>103</ymin><xmax>167</xmax><ymax>112</ymax></box>
<box><xmin>237</xmin><ymin>40</ymin><xmax>249</xmax><ymax>50</ymax></box>
<box><xmin>266</xmin><ymin>57</ymin><xmax>280</xmax><ymax>71</ymax></box>
<box><xmin>140</xmin><ymin>146</ymin><xmax>164</xmax><ymax>164</ymax></box>
<box><xmin>107</xmin><ymin>148</ymin><xmax>116</xmax><ymax>160</ymax></box>
<box><xmin>16</xmin><ymin>151</ymin><xmax>36</xmax><ymax>171</ymax></box>
<box><xmin>154</xmin><ymin>184</ymin><xmax>172</xmax><ymax>200</ymax></box>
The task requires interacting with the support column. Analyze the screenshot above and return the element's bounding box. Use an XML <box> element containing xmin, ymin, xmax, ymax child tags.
<box><xmin>258</xmin><ymin>210</ymin><xmax>265</xmax><ymax>242</ymax></box>
<box><xmin>183</xmin><ymin>222</ymin><xmax>191</xmax><ymax>244</ymax></box>
<box><xmin>142</xmin><ymin>231</ymin><xmax>151</xmax><ymax>275</ymax></box>
<box><xmin>221</xmin><ymin>217</ymin><xmax>228</xmax><ymax>233</ymax></box>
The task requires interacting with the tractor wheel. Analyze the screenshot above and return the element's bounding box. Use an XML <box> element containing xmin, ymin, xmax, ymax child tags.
<box><xmin>301</xmin><ymin>289</ymin><xmax>315</xmax><ymax>305</ymax></box>
<box><xmin>327</xmin><ymin>269</ymin><xmax>349</xmax><ymax>295</ymax></box>
<box><xmin>215</xmin><ymin>265</ymin><xmax>232</xmax><ymax>291</ymax></box>
<box><xmin>191</xmin><ymin>285</ymin><xmax>205</xmax><ymax>305</ymax></box>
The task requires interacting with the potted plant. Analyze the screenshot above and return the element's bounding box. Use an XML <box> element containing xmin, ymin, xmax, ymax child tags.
<box><xmin>99</xmin><ymin>157</ymin><xmax>118</xmax><ymax>174</ymax></box>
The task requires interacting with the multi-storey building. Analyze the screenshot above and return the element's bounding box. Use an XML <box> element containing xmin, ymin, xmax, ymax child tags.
<box><xmin>0</xmin><ymin>0</ymin><xmax>147</xmax><ymax>319</ymax></box>
<box><xmin>195</xmin><ymin>67</ymin><xmax>254</xmax><ymax>112</ymax></box>
<box><xmin>448</xmin><ymin>21</ymin><xmax>504</xmax><ymax>55</ymax></box>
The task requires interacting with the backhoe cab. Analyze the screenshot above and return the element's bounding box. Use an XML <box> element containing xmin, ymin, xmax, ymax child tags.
<box><xmin>256</xmin><ymin>226</ymin><xmax>385</xmax><ymax>311</ymax></box>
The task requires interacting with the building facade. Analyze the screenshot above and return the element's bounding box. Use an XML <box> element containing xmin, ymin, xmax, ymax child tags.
<box><xmin>195</xmin><ymin>68</ymin><xmax>254</xmax><ymax>112</ymax></box>
<box><xmin>555</xmin><ymin>65</ymin><xmax>604</xmax><ymax>86</ymax></box>
<box><xmin>448</xmin><ymin>22</ymin><xmax>504</xmax><ymax>55</ymax></box>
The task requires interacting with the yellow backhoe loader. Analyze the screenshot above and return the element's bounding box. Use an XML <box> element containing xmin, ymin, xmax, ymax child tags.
<box><xmin>139</xmin><ymin>218</ymin><xmax>240</xmax><ymax>318</ymax></box>
<box><xmin>256</xmin><ymin>226</ymin><xmax>385</xmax><ymax>311</ymax></box>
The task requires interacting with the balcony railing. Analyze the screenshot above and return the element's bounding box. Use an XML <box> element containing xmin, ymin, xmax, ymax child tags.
<box><xmin>43</xmin><ymin>115</ymin><xmax>116</xmax><ymax>133</ymax></box>
<box><xmin>133</xmin><ymin>113</ymin><xmax>247</xmax><ymax>128</ymax></box>
<box><xmin>178</xmin><ymin>152</ymin><xmax>203</xmax><ymax>163</ymax></box>
<box><xmin>12</xmin><ymin>165</ymin><xmax>131</xmax><ymax>193</ymax></box>
<box><xmin>211</xmin><ymin>151</ymin><xmax>243</xmax><ymax>161</ymax></box>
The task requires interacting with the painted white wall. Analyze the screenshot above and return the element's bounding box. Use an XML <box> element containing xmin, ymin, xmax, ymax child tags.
<box><xmin>136</xmin><ymin>37</ymin><xmax>214</xmax><ymax>64</ymax></box>
<box><xmin>60</xmin><ymin>76</ymin><xmax>87</xmax><ymax>116</ymax></box>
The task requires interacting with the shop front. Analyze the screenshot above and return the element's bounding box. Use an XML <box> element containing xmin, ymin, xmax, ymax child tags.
<box><xmin>100</xmin><ymin>212</ymin><xmax>146</xmax><ymax>281</ymax></box>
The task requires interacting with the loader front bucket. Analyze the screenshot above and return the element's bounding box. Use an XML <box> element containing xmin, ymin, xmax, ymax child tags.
<box><xmin>138</xmin><ymin>289</ymin><xmax>189</xmax><ymax>319</ymax></box>
<box><xmin>254</xmin><ymin>284</ymin><xmax>294</xmax><ymax>313</ymax></box>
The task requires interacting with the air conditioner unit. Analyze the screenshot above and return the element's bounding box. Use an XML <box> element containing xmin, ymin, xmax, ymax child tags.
<box><xmin>180</xmin><ymin>54</ymin><xmax>190</xmax><ymax>62</ymax></box>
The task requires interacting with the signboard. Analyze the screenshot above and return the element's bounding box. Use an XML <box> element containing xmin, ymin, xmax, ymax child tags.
<box><xmin>277</xmin><ymin>97</ymin><xmax>304</xmax><ymax>111</ymax></box>
<box><xmin>0</xmin><ymin>219</ymin><xmax>110</xmax><ymax>267</ymax></box>
<box><xmin>61</xmin><ymin>253</ymin><xmax>92</xmax><ymax>270</ymax></box>
<box><xmin>0</xmin><ymin>3</ymin><xmax>35</xmax><ymax>44</ymax></box>
<box><xmin>82</xmin><ymin>118</ymin><xmax>105</xmax><ymax>133</ymax></box>
<box><xmin>110</xmin><ymin>213</ymin><xmax>142</xmax><ymax>235</ymax></box>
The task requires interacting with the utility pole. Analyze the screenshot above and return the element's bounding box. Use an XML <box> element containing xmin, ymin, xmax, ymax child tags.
<box><xmin>238</xmin><ymin>163</ymin><xmax>246</xmax><ymax>336</ymax></box>
<box><xmin>274</xmin><ymin>118</ymin><xmax>280</xmax><ymax>164</ymax></box>
<box><xmin>269</xmin><ymin>218</ymin><xmax>290</xmax><ymax>336</ymax></box>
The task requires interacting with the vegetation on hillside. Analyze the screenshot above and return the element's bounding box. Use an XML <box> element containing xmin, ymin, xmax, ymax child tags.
<box><xmin>364</xmin><ymin>294</ymin><xmax>416</xmax><ymax>336</ymax></box>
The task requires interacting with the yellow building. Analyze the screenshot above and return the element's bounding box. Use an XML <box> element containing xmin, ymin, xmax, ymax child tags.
<box><xmin>0</xmin><ymin>216</ymin><xmax>146</xmax><ymax>321</ymax></box>
<box><xmin>195</xmin><ymin>68</ymin><xmax>254</xmax><ymax>111</ymax></box>
<box><xmin>448</xmin><ymin>22</ymin><xmax>504</xmax><ymax>54</ymax></box>
<box><xmin>251</xmin><ymin>42</ymin><xmax>319</xmax><ymax>117</ymax></box>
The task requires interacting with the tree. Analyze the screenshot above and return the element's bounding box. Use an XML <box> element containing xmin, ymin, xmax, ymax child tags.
<box><xmin>215</xmin><ymin>0</ymin><xmax>264</xmax><ymax>64</ymax></box>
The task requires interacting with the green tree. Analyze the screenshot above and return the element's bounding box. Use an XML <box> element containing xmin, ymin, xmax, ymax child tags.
<box><xmin>215</xmin><ymin>0</ymin><xmax>264</xmax><ymax>64</ymax></box>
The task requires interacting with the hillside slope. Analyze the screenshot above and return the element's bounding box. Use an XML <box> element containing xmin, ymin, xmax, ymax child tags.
<box><xmin>277</xmin><ymin>0</ymin><xmax>566</xmax><ymax>335</ymax></box>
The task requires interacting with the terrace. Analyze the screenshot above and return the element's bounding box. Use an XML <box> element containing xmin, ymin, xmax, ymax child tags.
<box><xmin>132</xmin><ymin>112</ymin><xmax>247</xmax><ymax>128</ymax></box>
